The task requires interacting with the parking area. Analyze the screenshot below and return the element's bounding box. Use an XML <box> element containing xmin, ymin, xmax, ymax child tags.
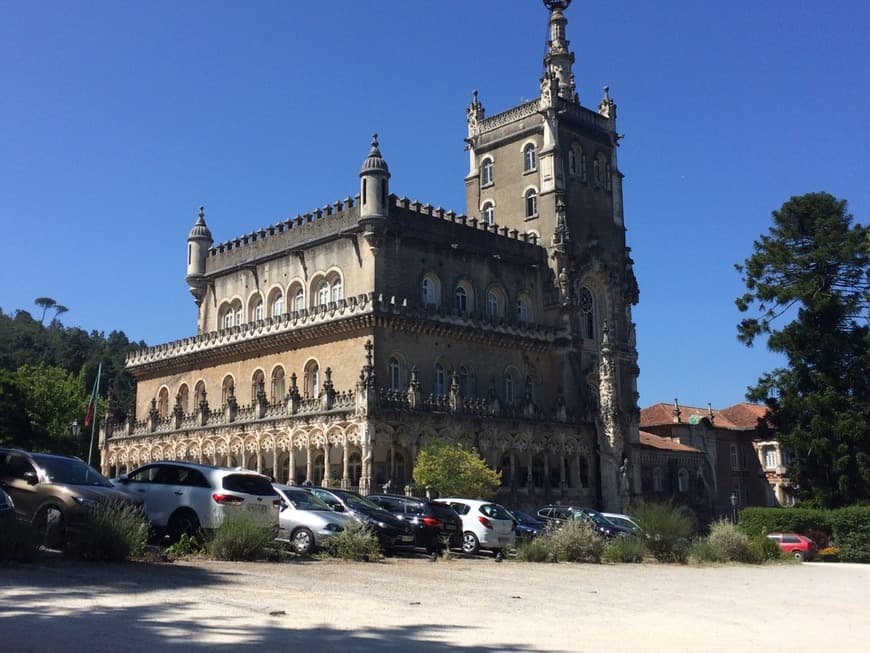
<box><xmin>1</xmin><ymin>556</ymin><xmax>867</xmax><ymax>652</ymax></box>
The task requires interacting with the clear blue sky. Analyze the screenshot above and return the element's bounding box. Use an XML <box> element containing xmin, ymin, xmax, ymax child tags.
<box><xmin>2</xmin><ymin>1</ymin><xmax>867</xmax><ymax>410</ymax></box>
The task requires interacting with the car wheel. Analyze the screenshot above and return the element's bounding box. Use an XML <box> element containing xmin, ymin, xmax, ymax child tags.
<box><xmin>291</xmin><ymin>528</ymin><xmax>315</xmax><ymax>555</ymax></box>
<box><xmin>793</xmin><ymin>550</ymin><xmax>805</xmax><ymax>562</ymax></box>
<box><xmin>34</xmin><ymin>505</ymin><xmax>65</xmax><ymax>549</ymax></box>
<box><xmin>168</xmin><ymin>509</ymin><xmax>201</xmax><ymax>543</ymax></box>
<box><xmin>462</xmin><ymin>531</ymin><xmax>480</xmax><ymax>555</ymax></box>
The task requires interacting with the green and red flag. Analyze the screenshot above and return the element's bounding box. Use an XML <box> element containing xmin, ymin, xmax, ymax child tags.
<box><xmin>84</xmin><ymin>363</ymin><xmax>102</xmax><ymax>428</ymax></box>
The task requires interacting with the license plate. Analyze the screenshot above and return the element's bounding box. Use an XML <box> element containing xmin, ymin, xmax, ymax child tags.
<box><xmin>247</xmin><ymin>504</ymin><xmax>268</xmax><ymax>513</ymax></box>
<box><xmin>444</xmin><ymin>524</ymin><xmax>456</xmax><ymax>530</ymax></box>
<box><xmin>399</xmin><ymin>535</ymin><xmax>414</xmax><ymax>543</ymax></box>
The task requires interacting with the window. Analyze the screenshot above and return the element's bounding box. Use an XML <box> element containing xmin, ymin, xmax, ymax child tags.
<box><xmin>347</xmin><ymin>452</ymin><xmax>362</xmax><ymax>486</ymax></box>
<box><xmin>251</xmin><ymin>370</ymin><xmax>265</xmax><ymax>403</ymax></box>
<box><xmin>388</xmin><ymin>357</ymin><xmax>401</xmax><ymax>391</ymax></box>
<box><xmin>730</xmin><ymin>444</ymin><xmax>739</xmax><ymax>470</ymax></box>
<box><xmin>331</xmin><ymin>279</ymin><xmax>343</xmax><ymax>303</ymax></box>
<box><xmin>516</xmin><ymin>299</ymin><xmax>529</xmax><ymax>324</ymax></box>
<box><xmin>434</xmin><ymin>363</ymin><xmax>446</xmax><ymax>396</ymax></box>
<box><xmin>304</xmin><ymin>361</ymin><xmax>319</xmax><ymax>398</ymax></box>
<box><xmin>486</xmin><ymin>291</ymin><xmax>500</xmax><ymax>319</ymax></box>
<box><xmin>764</xmin><ymin>446</ymin><xmax>778</xmax><ymax>469</ymax></box>
<box><xmin>653</xmin><ymin>466</ymin><xmax>664</xmax><ymax>493</ymax></box>
<box><xmin>593</xmin><ymin>159</ymin><xmax>601</xmax><ymax>186</ymax></box>
<box><xmin>482</xmin><ymin>201</ymin><xmax>495</xmax><ymax>225</ymax></box>
<box><xmin>481</xmin><ymin>158</ymin><xmax>493</xmax><ymax>186</ymax></box>
<box><xmin>580</xmin><ymin>287</ymin><xmax>595</xmax><ymax>339</ymax></box>
<box><xmin>157</xmin><ymin>387</ymin><xmax>169</xmax><ymax>418</ymax></box>
<box><xmin>272</xmin><ymin>295</ymin><xmax>283</xmax><ymax>318</ymax></box>
<box><xmin>455</xmin><ymin>286</ymin><xmax>467</xmax><ymax>312</ymax></box>
<box><xmin>234</xmin><ymin>309</ymin><xmax>242</xmax><ymax>326</ymax></box>
<box><xmin>422</xmin><ymin>277</ymin><xmax>438</xmax><ymax>306</ymax></box>
<box><xmin>524</xmin><ymin>189</ymin><xmax>538</xmax><ymax>218</ymax></box>
<box><xmin>177</xmin><ymin>384</ymin><xmax>189</xmax><ymax>413</ymax></box>
<box><xmin>567</xmin><ymin>147</ymin><xmax>576</xmax><ymax>175</ymax></box>
<box><xmin>223</xmin><ymin>312</ymin><xmax>234</xmax><ymax>329</ymax></box>
<box><xmin>317</xmin><ymin>281</ymin><xmax>330</xmax><ymax>306</ymax></box>
<box><xmin>523</xmin><ymin>143</ymin><xmax>537</xmax><ymax>172</ymax></box>
<box><xmin>293</xmin><ymin>288</ymin><xmax>304</xmax><ymax>312</ymax></box>
<box><xmin>580</xmin><ymin>152</ymin><xmax>587</xmax><ymax>182</ymax></box>
<box><xmin>504</xmin><ymin>373</ymin><xmax>514</xmax><ymax>404</ymax></box>
<box><xmin>271</xmin><ymin>367</ymin><xmax>285</xmax><ymax>403</ymax></box>
<box><xmin>458</xmin><ymin>366</ymin><xmax>470</xmax><ymax>396</ymax></box>
<box><xmin>678</xmin><ymin>468</ymin><xmax>689</xmax><ymax>493</ymax></box>
<box><xmin>193</xmin><ymin>381</ymin><xmax>206</xmax><ymax>408</ymax></box>
<box><xmin>221</xmin><ymin>375</ymin><xmax>234</xmax><ymax>408</ymax></box>
<box><xmin>254</xmin><ymin>301</ymin><xmax>263</xmax><ymax>322</ymax></box>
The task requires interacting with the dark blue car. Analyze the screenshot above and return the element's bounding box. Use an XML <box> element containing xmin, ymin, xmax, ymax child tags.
<box><xmin>508</xmin><ymin>509</ymin><xmax>545</xmax><ymax>540</ymax></box>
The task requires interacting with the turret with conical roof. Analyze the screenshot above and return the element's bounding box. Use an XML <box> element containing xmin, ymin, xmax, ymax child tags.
<box><xmin>358</xmin><ymin>134</ymin><xmax>390</xmax><ymax>253</ymax></box>
<box><xmin>186</xmin><ymin>206</ymin><xmax>212</xmax><ymax>306</ymax></box>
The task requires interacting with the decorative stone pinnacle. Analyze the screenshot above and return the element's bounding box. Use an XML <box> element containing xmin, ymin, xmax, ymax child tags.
<box><xmin>371</xmin><ymin>133</ymin><xmax>378</xmax><ymax>149</ymax></box>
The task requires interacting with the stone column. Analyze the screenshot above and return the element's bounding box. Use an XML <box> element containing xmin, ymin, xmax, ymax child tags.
<box><xmin>322</xmin><ymin>443</ymin><xmax>332</xmax><ymax>487</ymax></box>
<box><xmin>306</xmin><ymin>447</ymin><xmax>313</xmax><ymax>484</ymax></box>
<box><xmin>256</xmin><ymin>451</ymin><xmax>263</xmax><ymax>475</ymax></box>
<box><xmin>342</xmin><ymin>443</ymin><xmax>350</xmax><ymax>489</ymax></box>
<box><xmin>288</xmin><ymin>449</ymin><xmax>296</xmax><ymax>484</ymax></box>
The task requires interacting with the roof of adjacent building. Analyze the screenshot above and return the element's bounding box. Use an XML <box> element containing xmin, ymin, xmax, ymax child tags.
<box><xmin>640</xmin><ymin>402</ymin><xmax>769</xmax><ymax>430</ymax></box>
<box><xmin>638</xmin><ymin>431</ymin><xmax>702</xmax><ymax>453</ymax></box>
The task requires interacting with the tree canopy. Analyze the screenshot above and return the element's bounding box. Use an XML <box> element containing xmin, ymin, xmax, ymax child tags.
<box><xmin>735</xmin><ymin>192</ymin><xmax>869</xmax><ymax>507</ymax></box>
<box><xmin>412</xmin><ymin>440</ymin><xmax>502</xmax><ymax>499</ymax></box>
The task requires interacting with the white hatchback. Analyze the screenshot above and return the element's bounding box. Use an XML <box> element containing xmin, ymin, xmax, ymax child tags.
<box><xmin>114</xmin><ymin>462</ymin><xmax>279</xmax><ymax>540</ymax></box>
<box><xmin>436</xmin><ymin>498</ymin><xmax>516</xmax><ymax>555</ymax></box>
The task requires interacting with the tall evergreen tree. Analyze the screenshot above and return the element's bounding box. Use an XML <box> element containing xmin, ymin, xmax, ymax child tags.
<box><xmin>735</xmin><ymin>192</ymin><xmax>869</xmax><ymax>507</ymax></box>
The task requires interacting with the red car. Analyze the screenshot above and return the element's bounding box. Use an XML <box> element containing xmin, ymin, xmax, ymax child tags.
<box><xmin>767</xmin><ymin>532</ymin><xmax>818</xmax><ymax>561</ymax></box>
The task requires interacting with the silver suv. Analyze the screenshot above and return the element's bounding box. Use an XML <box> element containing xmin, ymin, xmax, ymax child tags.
<box><xmin>113</xmin><ymin>462</ymin><xmax>279</xmax><ymax>540</ymax></box>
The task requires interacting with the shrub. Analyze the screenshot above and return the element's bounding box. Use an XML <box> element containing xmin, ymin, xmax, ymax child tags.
<box><xmin>206</xmin><ymin>511</ymin><xmax>274</xmax><ymax>561</ymax></box>
<box><xmin>0</xmin><ymin>518</ymin><xmax>41</xmax><ymax>563</ymax></box>
<box><xmin>632</xmin><ymin>501</ymin><xmax>694</xmax><ymax>562</ymax></box>
<box><xmin>836</xmin><ymin>529</ymin><xmax>870</xmax><ymax>563</ymax></box>
<box><xmin>70</xmin><ymin>500</ymin><xmax>149</xmax><ymax>562</ymax></box>
<box><xmin>737</xmin><ymin>507</ymin><xmax>829</xmax><ymax>538</ymax></box>
<box><xmin>548</xmin><ymin>520</ymin><xmax>604</xmax><ymax>563</ymax></box>
<box><xmin>514</xmin><ymin>537</ymin><xmax>555</xmax><ymax>563</ymax></box>
<box><xmin>321</xmin><ymin>521</ymin><xmax>382</xmax><ymax>562</ymax></box>
<box><xmin>746</xmin><ymin>535</ymin><xmax>784</xmax><ymax>564</ymax></box>
<box><xmin>688</xmin><ymin>537</ymin><xmax>725</xmax><ymax>564</ymax></box>
<box><xmin>602</xmin><ymin>535</ymin><xmax>646</xmax><ymax>563</ymax></box>
<box><xmin>165</xmin><ymin>533</ymin><xmax>204</xmax><ymax>558</ymax></box>
<box><xmin>707</xmin><ymin>520</ymin><xmax>751</xmax><ymax>562</ymax></box>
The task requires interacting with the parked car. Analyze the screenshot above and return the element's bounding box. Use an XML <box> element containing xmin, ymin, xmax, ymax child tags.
<box><xmin>767</xmin><ymin>532</ymin><xmax>818</xmax><ymax>561</ymax></box>
<box><xmin>300</xmin><ymin>486</ymin><xmax>415</xmax><ymax>553</ymax></box>
<box><xmin>273</xmin><ymin>484</ymin><xmax>354</xmax><ymax>554</ymax></box>
<box><xmin>507</xmin><ymin>509</ymin><xmax>545</xmax><ymax>540</ymax></box>
<box><xmin>0</xmin><ymin>448</ymin><xmax>142</xmax><ymax>548</ymax></box>
<box><xmin>366</xmin><ymin>493</ymin><xmax>463</xmax><ymax>552</ymax></box>
<box><xmin>602</xmin><ymin>512</ymin><xmax>641</xmax><ymax>533</ymax></box>
<box><xmin>0</xmin><ymin>486</ymin><xmax>15</xmax><ymax>524</ymax></box>
<box><xmin>536</xmin><ymin>504</ymin><xmax>632</xmax><ymax>539</ymax></box>
<box><xmin>436</xmin><ymin>498</ymin><xmax>516</xmax><ymax>555</ymax></box>
<box><xmin>113</xmin><ymin>461</ymin><xmax>279</xmax><ymax>540</ymax></box>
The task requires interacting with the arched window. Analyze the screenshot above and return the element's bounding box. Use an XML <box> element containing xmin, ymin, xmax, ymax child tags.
<box><xmin>221</xmin><ymin>375</ymin><xmax>234</xmax><ymax>408</ymax></box>
<box><xmin>194</xmin><ymin>381</ymin><xmax>206</xmax><ymax>409</ymax></box>
<box><xmin>234</xmin><ymin>307</ymin><xmax>242</xmax><ymax>326</ymax></box>
<box><xmin>422</xmin><ymin>275</ymin><xmax>440</xmax><ymax>306</ymax></box>
<box><xmin>293</xmin><ymin>288</ymin><xmax>304</xmax><ymax>312</ymax></box>
<box><xmin>455</xmin><ymin>286</ymin><xmax>467</xmax><ymax>313</ymax></box>
<box><xmin>524</xmin><ymin>189</ymin><xmax>538</xmax><ymax>218</ymax></box>
<box><xmin>516</xmin><ymin>298</ymin><xmax>529</xmax><ymax>324</ymax></box>
<box><xmin>580</xmin><ymin>287</ymin><xmax>595</xmax><ymax>340</ymax></box>
<box><xmin>271</xmin><ymin>366</ymin><xmax>285</xmax><ymax>403</ymax></box>
<box><xmin>605</xmin><ymin>162</ymin><xmax>611</xmax><ymax>190</ymax></box>
<box><xmin>580</xmin><ymin>152</ymin><xmax>588</xmax><ymax>182</ymax></box>
<box><xmin>223</xmin><ymin>311</ymin><xmax>234</xmax><ymax>330</ymax></box>
<box><xmin>567</xmin><ymin>147</ymin><xmax>576</xmax><ymax>175</ymax></box>
<box><xmin>482</xmin><ymin>201</ymin><xmax>495</xmax><ymax>225</ymax></box>
<box><xmin>388</xmin><ymin>357</ymin><xmax>401</xmax><ymax>391</ymax></box>
<box><xmin>458</xmin><ymin>366</ymin><xmax>470</xmax><ymax>396</ymax></box>
<box><xmin>523</xmin><ymin>143</ymin><xmax>537</xmax><ymax>172</ymax></box>
<box><xmin>272</xmin><ymin>295</ymin><xmax>283</xmax><ymax>318</ymax></box>
<box><xmin>503</xmin><ymin>372</ymin><xmax>515</xmax><ymax>405</ymax></box>
<box><xmin>331</xmin><ymin>278</ymin><xmax>343</xmax><ymax>303</ymax></box>
<box><xmin>347</xmin><ymin>452</ymin><xmax>362</xmax><ymax>486</ymax></box>
<box><xmin>304</xmin><ymin>361</ymin><xmax>319</xmax><ymax>398</ymax></box>
<box><xmin>486</xmin><ymin>289</ymin><xmax>504</xmax><ymax>319</ymax></box>
<box><xmin>251</xmin><ymin>370</ymin><xmax>265</xmax><ymax>404</ymax></box>
<box><xmin>177</xmin><ymin>384</ymin><xmax>189</xmax><ymax>414</ymax></box>
<box><xmin>525</xmin><ymin>375</ymin><xmax>535</xmax><ymax>401</ymax></box>
<box><xmin>157</xmin><ymin>387</ymin><xmax>169</xmax><ymax>419</ymax></box>
<box><xmin>254</xmin><ymin>300</ymin><xmax>263</xmax><ymax>322</ymax></box>
<box><xmin>434</xmin><ymin>363</ymin><xmax>446</xmax><ymax>396</ymax></box>
<box><xmin>481</xmin><ymin>157</ymin><xmax>494</xmax><ymax>186</ymax></box>
<box><xmin>317</xmin><ymin>281</ymin><xmax>330</xmax><ymax>306</ymax></box>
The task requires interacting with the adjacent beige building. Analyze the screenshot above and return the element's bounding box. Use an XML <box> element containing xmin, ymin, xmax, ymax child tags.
<box><xmin>100</xmin><ymin>2</ymin><xmax>642</xmax><ymax>512</ymax></box>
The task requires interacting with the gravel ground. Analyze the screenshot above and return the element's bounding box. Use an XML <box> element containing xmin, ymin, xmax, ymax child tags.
<box><xmin>1</xmin><ymin>555</ymin><xmax>867</xmax><ymax>652</ymax></box>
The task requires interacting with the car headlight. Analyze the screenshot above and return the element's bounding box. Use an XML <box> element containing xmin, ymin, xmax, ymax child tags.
<box><xmin>324</xmin><ymin>523</ymin><xmax>343</xmax><ymax>532</ymax></box>
<box><xmin>73</xmin><ymin>496</ymin><xmax>99</xmax><ymax>509</ymax></box>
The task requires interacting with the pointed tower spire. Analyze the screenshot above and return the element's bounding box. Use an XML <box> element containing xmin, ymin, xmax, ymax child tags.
<box><xmin>542</xmin><ymin>1</ymin><xmax>576</xmax><ymax>102</ymax></box>
<box><xmin>186</xmin><ymin>205</ymin><xmax>213</xmax><ymax>307</ymax></box>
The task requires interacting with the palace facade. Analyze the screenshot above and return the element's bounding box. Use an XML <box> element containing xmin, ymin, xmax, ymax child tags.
<box><xmin>100</xmin><ymin>2</ymin><xmax>644</xmax><ymax>512</ymax></box>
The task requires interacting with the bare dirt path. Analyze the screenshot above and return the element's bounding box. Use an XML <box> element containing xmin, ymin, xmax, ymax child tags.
<box><xmin>1</xmin><ymin>556</ymin><xmax>867</xmax><ymax>652</ymax></box>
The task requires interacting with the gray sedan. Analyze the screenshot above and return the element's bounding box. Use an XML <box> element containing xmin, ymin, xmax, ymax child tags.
<box><xmin>273</xmin><ymin>484</ymin><xmax>353</xmax><ymax>554</ymax></box>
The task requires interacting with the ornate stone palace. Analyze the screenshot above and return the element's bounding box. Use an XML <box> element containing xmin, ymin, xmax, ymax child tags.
<box><xmin>99</xmin><ymin>1</ymin><xmax>643</xmax><ymax>511</ymax></box>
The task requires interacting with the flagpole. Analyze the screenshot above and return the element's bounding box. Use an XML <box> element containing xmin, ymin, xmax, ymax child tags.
<box><xmin>87</xmin><ymin>362</ymin><xmax>102</xmax><ymax>466</ymax></box>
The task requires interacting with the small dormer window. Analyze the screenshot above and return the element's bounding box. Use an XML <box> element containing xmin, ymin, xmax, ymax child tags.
<box><xmin>523</xmin><ymin>143</ymin><xmax>537</xmax><ymax>172</ymax></box>
<box><xmin>481</xmin><ymin>158</ymin><xmax>494</xmax><ymax>186</ymax></box>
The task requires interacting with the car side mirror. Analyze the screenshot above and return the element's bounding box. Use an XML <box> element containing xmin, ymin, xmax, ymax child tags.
<box><xmin>332</xmin><ymin>504</ymin><xmax>345</xmax><ymax>512</ymax></box>
<box><xmin>22</xmin><ymin>470</ymin><xmax>38</xmax><ymax>485</ymax></box>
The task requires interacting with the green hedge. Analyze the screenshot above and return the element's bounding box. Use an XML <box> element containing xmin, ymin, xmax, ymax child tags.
<box><xmin>738</xmin><ymin>506</ymin><xmax>870</xmax><ymax>562</ymax></box>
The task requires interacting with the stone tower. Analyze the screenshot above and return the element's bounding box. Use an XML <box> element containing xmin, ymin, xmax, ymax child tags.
<box><xmin>464</xmin><ymin>0</ymin><xmax>640</xmax><ymax>511</ymax></box>
<box><xmin>185</xmin><ymin>206</ymin><xmax>213</xmax><ymax>333</ymax></box>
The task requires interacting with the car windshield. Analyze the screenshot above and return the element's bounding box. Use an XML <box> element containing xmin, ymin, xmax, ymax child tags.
<box><xmin>33</xmin><ymin>455</ymin><xmax>113</xmax><ymax>487</ymax></box>
<box><xmin>340</xmin><ymin>492</ymin><xmax>387</xmax><ymax>513</ymax></box>
<box><xmin>282</xmin><ymin>488</ymin><xmax>331</xmax><ymax>511</ymax></box>
<box><xmin>511</xmin><ymin>510</ymin><xmax>538</xmax><ymax>524</ymax></box>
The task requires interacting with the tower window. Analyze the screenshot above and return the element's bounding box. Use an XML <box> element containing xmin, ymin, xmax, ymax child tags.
<box><xmin>523</xmin><ymin>144</ymin><xmax>537</xmax><ymax>172</ymax></box>
<box><xmin>388</xmin><ymin>357</ymin><xmax>401</xmax><ymax>391</ymax></box>
<box><xmin>580</xmin><ymin>287</ymin><xmax>595</xmax><ymax>340</ymax></box>
<box><xmin>481</xmin><ymin>158</ymin><xmax>494</xmax><ymax>186</ymax></box>
<box><xmin>524</xmin><ymin>189</ymin><xmax>538</xmax><ymax>219</ymax></box>
<box><xmin>434</xmin><ymin>363</ymin><xmax>446</xmax><ymax>396</ymax></box>
<box><xmin>504</xmin><ymin>373</ymin><xmax>514</xmax><ymax>405</ymax></box>
<box><xmin>482</xmin><ymin>201</ymin><xmax>495</xmax><ymax>225</ymax></box>
<box><xmin>455</xmin><ymin>286</ymin><xmax>467</xmax><ymax>313</ymax></box>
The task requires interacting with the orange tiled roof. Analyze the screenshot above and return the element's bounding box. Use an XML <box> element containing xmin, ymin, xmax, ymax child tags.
<box><xmin>640</xmin><ymin>402</ymin><xmax>769</xmax><ymax>430</ymax></box>
<box><xmin>638</xmin><ymin>430</ymin><xmax>703</xmax><ymax>453</ymax></box>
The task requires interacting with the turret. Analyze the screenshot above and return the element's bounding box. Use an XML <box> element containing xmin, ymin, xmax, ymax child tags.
<box><xmin>358</xmin><ymin>134</ymin><xmax>390</xmax><ymax>253</ymax></box>
<box><xmin>185</xmin><ymin>206</ymin><xmax>213</xmax><ymax>306</ymax></box>
<box><xmin>543</xmin><ymin>0</ymin><xmax>577</xmax><ymax>102</ymax></box>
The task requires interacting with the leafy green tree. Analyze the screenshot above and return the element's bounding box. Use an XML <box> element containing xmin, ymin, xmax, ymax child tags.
<box><xmin>0</xmin><ymin>369</ymin><xmax>34</xmax><ymax>448</ymax></box>
<box><xmin>412</xmin><ymin>441</ymin><xmax>501</xmax><ymax>499</ymax></box>
<box><xmin>15</xmin><ymin>364</ymin><xmax>90</xmax><ymax>456</ymax></box>
<box><xmin>735</xmin><ymin>192</ymin><xmax>869</xmax><ymax>507</ymax></box>
<box><xmin>34</xmin><ymin>297</ymin><xmax>56</xmax><ymax>325</ymax></box>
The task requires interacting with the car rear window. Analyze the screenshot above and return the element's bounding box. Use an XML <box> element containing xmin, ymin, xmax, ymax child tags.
<box><xmin>221</xmin><ymin>473</ymin><xmax>277</xmax><ymax>496</ymax></box>
<box><xmin>430</xmin><ymin>503</ymin><xmax>458</xmax><ymax>520</ymax></box>
<box><xmin>480</xmin><ymin>504</ymin><xmax>512</xmax><ymax>520</ymax></box>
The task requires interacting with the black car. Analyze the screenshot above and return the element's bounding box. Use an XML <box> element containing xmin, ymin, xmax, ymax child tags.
<box><xmin>301</xmin><ymin>487</ymin><xmax>415</xmax><ymax>553</ymax></box>
<box><xmin>536</xmin><ymin>504</ymin><xmax>632</xmax><ymax>539</ymax></box>
<box><xmin>366</xmin><ymin>493</ymin><xmax>463</xmax><ymax>553</ymax></box>
<box><xmin>508</xmin><ymin>509</ymin><xmax>545</xmax><ymax>540</ymax></box>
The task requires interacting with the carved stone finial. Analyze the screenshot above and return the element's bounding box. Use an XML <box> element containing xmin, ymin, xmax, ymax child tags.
<box><xmin>198</xmin><ymin>205</ymin><xmax>205</xmax><ymax>220</ymax></box>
